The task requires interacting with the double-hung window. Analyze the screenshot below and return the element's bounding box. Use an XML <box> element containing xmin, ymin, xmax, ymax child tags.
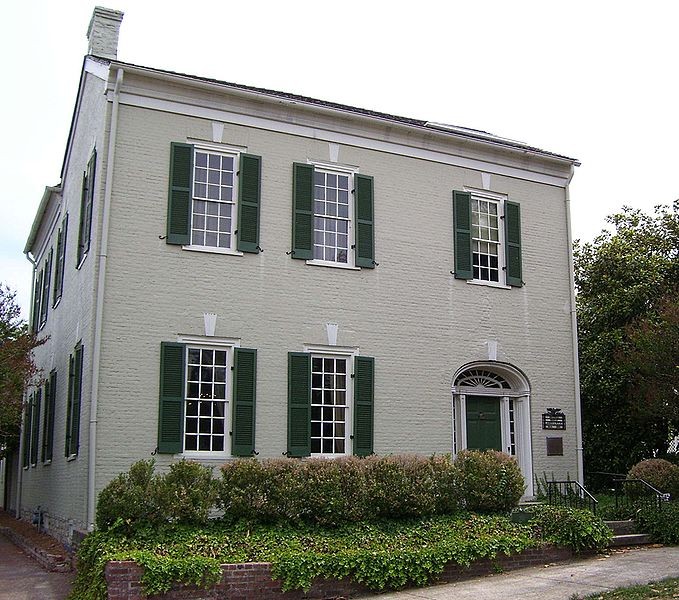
<box><xmin>291</xmin><ymin>163</ymin><xmax>375</xmax><ymax>268</ymax></box>
<box><xmin>287</xmin><ymin>350</ymin><xmax>374</xmax><ymax>457</ymax></box>
<box><xmin>166</xmin><ymin>143</ymin><xmax>262</xmax><ymax>254</ymax></box>
<box><xmin>157</xmin><ymin>341</ymin><xmax>257</xmax><ymax>457</ymax></box>
<box><xmin>453</xmin><ymin>189</ymin><xmax>523</xmax><ymax>287</ymax></box>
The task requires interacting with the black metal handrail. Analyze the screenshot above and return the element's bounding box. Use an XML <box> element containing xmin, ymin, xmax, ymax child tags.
<box><xmin>611</xmin><ymin>477</ymin><xmax>669</xmax><ymax>513</ymax></box>
<box><xmin>546</xmin><ymin>480</ymin><xmax>598</xmax><ymax>513</ymax></box>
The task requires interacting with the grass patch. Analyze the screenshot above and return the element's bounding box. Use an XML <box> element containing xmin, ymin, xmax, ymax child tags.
<box><xmin>572</xmin><ymin>577</ymin><xmax>679</xmax><ymax>599</ymax></box>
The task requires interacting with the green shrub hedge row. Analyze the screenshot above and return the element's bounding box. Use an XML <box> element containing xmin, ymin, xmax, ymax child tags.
<box><xmin>96</xmin><ymin>451</ymin><xmax>525</xmax><ymax>531</ymax></box>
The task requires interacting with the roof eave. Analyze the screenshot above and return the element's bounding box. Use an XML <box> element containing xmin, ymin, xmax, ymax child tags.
<box><xmin>25</xmin><ymin>185</ymin><xmax>61</xmax><ymax>255</ymax></box>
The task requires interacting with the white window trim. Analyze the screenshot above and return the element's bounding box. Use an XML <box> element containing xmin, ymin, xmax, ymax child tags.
<box><xmin>183</xmin><ymin>144</ymin><xmax>241</xmax><ymax>254</ymax></box>
<box><xmin>464</xmin><ymin>186</ymin><xmax>509</xmax><ymax>288</ymax></box>
<box><xmin>306</xmin><ymin>161</ymin><xmax>359</xmax><ymax>270</ymax></box>
<box><xmin>304</xmin><ymin>344</ymin><xmax>358</xmax><ymax>458</ymax></box>
<box><xmin>176</xmin><ymin>335</ymin><xmax>241</xmax><ymax>459</ymax></box>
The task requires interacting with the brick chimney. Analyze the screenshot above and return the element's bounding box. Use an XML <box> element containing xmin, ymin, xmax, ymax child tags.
<box><xmin>86</xmin><ymin>7</ymin><xmax>124</xmax><ymax>60</ymax></box>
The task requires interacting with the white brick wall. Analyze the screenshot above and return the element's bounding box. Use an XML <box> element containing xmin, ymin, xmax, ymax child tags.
<box><xmin>20</xmin><ymin>69</ymin><xmax>580</xmax><ymax>540</ymax></box>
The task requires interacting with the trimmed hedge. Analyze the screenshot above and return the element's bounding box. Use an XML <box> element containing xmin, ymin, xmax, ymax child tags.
<box><xmin>450</xmin><ymin>450</ymin><xmax>525</xmax><ymax>512</ymax></box>
<box><xmin>217</xmin><ymin>454</ymin><xmax>460</xmax><ymax>526</ymax></box>
<box><xmin>526</xmin><ymin>505</ymin><xmax>612</xmax><ymax>552</ymax></box>
<box><xmin>96</xmin><ymin>459</ymin><xmax>216</xmax><ymax>531</ymax></box>
<box><xmin>97</xmin><ymin>451</ymin><xmax>526</xmax><ymax>532</ymax></box>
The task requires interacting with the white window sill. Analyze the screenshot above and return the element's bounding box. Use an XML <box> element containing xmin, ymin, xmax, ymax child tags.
<box><xmin>76</xmin><ymin>254</ymin><xmax>88</xmax><ymax>270</ymax></box>
<box><xmin>66</xmin><ymin>454</ymin><xmax>77</xmax><ymax>462</ymax></box>
<box><xmin>466</xmin><ymin>280</ymin><xmax>512</xmax><ymax>290</ymax></box>
<box><xmin>305</xmin><ymin>259</ymin><xmax>360</xmax><ymax>271</ymax></box>
<box><xmin>179</xmin><ymin>451</ymin><xmax>231</xmax><ymax>460</ymax></box>
<box><xmin>310</xmin><ymin>453</ymin><xmax>349</xmax><ymax>459</ymax></box>
<box><xmin>42</xmin><ymin>460</ymin><xmax>52</xmax><ymax>466</ymax></box>
<box><xmin>52</xmin><ymin>297</ymin><xmax>62</xmax><ymax>310</ymax></box>
<box><xmin>182</xmin><ymin>245</ymin><xmax>243</xmax><ymax>257</ymax></box>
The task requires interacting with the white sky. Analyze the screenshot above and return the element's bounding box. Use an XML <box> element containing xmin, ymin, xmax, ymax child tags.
<box><xmin>2</xmin><ymin>1</ymin><xmax>678</xmax><ymax>317</ymax></box>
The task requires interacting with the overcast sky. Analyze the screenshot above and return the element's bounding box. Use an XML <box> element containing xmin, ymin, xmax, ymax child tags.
<box><xmin>2</xmin><ymin>1</ymin><xmax>678</xmax><ymax>317</ymax></box>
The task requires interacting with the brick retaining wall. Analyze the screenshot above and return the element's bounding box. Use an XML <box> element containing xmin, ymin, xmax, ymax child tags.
<box><xmin>105</xmin><ymin>545</ymin><xmax>574</xmax><ymax>599</ymax></box>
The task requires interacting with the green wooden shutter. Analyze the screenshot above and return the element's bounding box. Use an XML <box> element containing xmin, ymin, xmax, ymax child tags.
<box><xmin>287</xmin><ymin>352</ymin><xmax>311</xmax><ymax>457</ymax></box>
<box><xmin>77</xmin><ymin>150</ymin><xmax>96</xmax><ymax>265</ymax></box>
<box><xmin>69</xmin><ymin>344</ymin><xmax>83</xmax><ymax>457</ymax></box>
<box><xmin>40</xmin><ymin>250</ymin><xmax>52</xmax><ymax>326</ymax></box>
<box><xmin>291</xmin><ymin>163</ymin><xmax>314</xmax><ymax>260</ymax></box>
<box><xmin>505</xmin><ymin>200</ymin><xmax>523</xmax><ymax>287</ymax></box>
<box><xmin>453</xmin><ymin>191</ymin><xmax>473</xmax><ymax>280</ymax></box>
<box><xmin>42</xmin><ymin>371</ymin><xmax>56</xmax><ymax>463</ymax></box>
<box><xmin>353</xmin><ymin>356</ymin><xmax>375</xmax><ymax>457</ymax></box>
<box><xmin>158</xmin><ymin>342</ymin><xmax>185</xmax><ymax>453</ymax></box>
<box><xmin>30</xmin><ymin>389</ymin><xmax>41</xmax><ymax>466</ymax></box>
<box><xmin>22</xmin><ymin>397</ymin><xmax>32</xmax><ymax>468</ymax></box>
<box><xmin>32</xmin><ymin>270</ymin><xmax>42</xmax><ymax>333</ymax></box>
<box><xmin>232</xmin><ymin>347</ymin><xmax>257</xmax><ymax>456</ymax></box>
<box><xmin>237</xmin><ymin>154</ymin><xmax>262</xmax><ymax>253</ymax></box>
<box><xmin>167</xmin><ymin>143</ymin><xmax>193</xmax><ymax>245</ymax></box>
<box><xmin>355</xmin><ymin>174</ymin><xmax>375</xmax><ymax>268</ymax></box>
<box><xmin>65</xmin><ymin>354</ymin><xmax>74</xmax><ymax>456</ymax></box>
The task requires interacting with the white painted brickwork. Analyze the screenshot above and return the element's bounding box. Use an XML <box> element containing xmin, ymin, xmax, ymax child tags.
<box><xmin>20</xmin><ymin>65</ymin><xmax>580</xmax><ymax>541</ymax></box>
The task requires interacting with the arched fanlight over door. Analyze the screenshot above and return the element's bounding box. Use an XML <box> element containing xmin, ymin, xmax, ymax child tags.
<box><xmin>455</xmin><ymin>369</ymin><xmax>511</xmax><ymax>389</ymax></box>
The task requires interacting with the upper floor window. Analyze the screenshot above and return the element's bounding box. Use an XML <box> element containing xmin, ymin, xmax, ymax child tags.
<box><xmin>291</xmin><ymin>163</ymin><xmax>375</xmax><ymax>269</ymax></box>
<box><xmin>472</xmin><ymin>196</ymin><xmax>501</xmax><ymax>283</ymax></box>
<box><xmin>453</xmin><ymin>189</ymin><xmax>523</xmax><ymax>287</ymax></box>
<box><xmin>166</xmin><ymin>143</ymin><xmax>262</xmax><ymax>255</ymax></box>
<box><xmin>191</xmin><ymin>150</ymin><xmax>237</xmax><ymax>250</ymax></box>
<box><xmin>313</xmin><ymin>169</ymin><xmax>351</xmax><ymax>264</ymax></box>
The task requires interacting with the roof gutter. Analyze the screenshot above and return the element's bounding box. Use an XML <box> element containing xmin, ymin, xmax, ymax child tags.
<box><xmin>86</xmin><ymin>66</ymin><xmax>123</xmax><ymax>531</ymax></box>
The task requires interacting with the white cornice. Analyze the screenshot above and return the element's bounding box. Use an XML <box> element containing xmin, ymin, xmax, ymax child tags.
<box><xmin>112</xmin><ymin>91</ymin><xmax>571</xmax><ymax>188</ymax></box>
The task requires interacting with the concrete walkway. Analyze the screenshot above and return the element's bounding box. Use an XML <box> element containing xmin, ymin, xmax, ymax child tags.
<box><xmin>361</xmin><ymin>546</ymin><xmax>679</xmax><ymax>599</ymax></box>
<box><xmin>0</xmin><ymin>533</ymin><xmax>73</xmax><ymax>600</ymax></box>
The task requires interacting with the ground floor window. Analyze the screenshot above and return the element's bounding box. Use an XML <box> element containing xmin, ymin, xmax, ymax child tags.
<box><xmin>184</xmin><ymin>347</ymin><xmax>228</xmax><ymax>452</ymax></box>
<box><xmin>311</xmin><ymin>356</ymin><xmax>348</xmax><ymax>455</ymax></box>
<box><xmin>287</xmin><ymin>349</ymin><xmax>374</xmax><ymax>458</ymax></box>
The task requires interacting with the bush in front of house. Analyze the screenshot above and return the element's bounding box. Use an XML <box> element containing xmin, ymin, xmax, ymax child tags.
<box><xmin>95</xmin><ymin>459</ymin><xmax>163</xmax><ymax>531</ymax></box>
<box><xmin>527</xmin><ymin>504</ymin><xmax>612</xmax><ymax>552</ymax></box>
<box><xmin>450</xmin><ymin>450</ymin><xmax>525</xmax><ymax>513</ymax></box>
<box><xmin>96</xmin><ymin>459</ymin><xmax>216</xmax><ymax>531</ymax></box>
<box><xmin>157</xmin><ymin>460</ymin><xmax>217</xmax><ymax>525</ymax></box>
<box><xmin>636</xmin><ymin>500</ymin><xmax>679</xmax><ymax>544</ymax></box>
<box><xmin>627</xmin><ymin>458</ymin><xmax>679</xmax><ymax>500</ymax></box>
<box><xmin>218</xmin><ymin>454</ymin><xmax>464</xmax><ymax>525</ymax></box>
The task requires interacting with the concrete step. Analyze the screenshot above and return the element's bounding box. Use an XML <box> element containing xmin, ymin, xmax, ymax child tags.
<box><xmin>609</xmin><ymin>533</ymin><xmax>653</xmax><ymax>547</ymax></box>
<box><xmin>605</xmin><ymin>520</ymin><xmax>637</xmax><ymax>535</ymax></box>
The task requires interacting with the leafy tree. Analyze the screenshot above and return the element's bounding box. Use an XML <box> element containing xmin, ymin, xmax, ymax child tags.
<box><xmin>574</xmin><ymin>201</ymin><xmax>679</xmax><ymax>489</ymax></box>
<box><xmin>0</xmin><ymin>284</ymin><xmax>45</xmax><ymax>458</ymax></box>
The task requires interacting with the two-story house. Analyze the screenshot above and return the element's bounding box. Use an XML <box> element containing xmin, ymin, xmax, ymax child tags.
<box><xmin>4</xmin><ymin>7</ymin><xmax>582</xmax><ymax>545</ymax></box>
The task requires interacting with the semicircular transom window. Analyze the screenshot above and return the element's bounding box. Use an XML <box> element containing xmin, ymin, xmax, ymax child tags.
<box><xmin>455</xmin><ymin>369</ymin><xmax>511</xmax><ymax>389</ymax></box>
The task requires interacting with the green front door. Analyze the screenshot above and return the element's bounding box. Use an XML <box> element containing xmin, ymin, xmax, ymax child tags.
<box><xmin>466</xmin><ymin>395</ymin><xmax>502</xmax><ymax>451</ymax></box>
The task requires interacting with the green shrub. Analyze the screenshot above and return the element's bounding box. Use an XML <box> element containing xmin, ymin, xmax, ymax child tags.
<box><xmin>95</xmin><ymin>459</ymin><xmax>163</xmax><ymax>531</ymax></box>
<box><xmin>627</xmin><ymin>459</ymin><xmax>679</xmax><ymax>499</ymax></box>
<box><xmin>527</xmin><ymin>505</ymin><xmax>612</xmax><ymax>552</ymax></box>
<box><xmin>450</xmin><ymin>450</ymin><xmax>524</xmax><ymax>513</ymax></box>
<box><xmin>158</xmin><ymin>460</ymin><xmax>217</xmax><ymax>525</ymax></box>
<box><xmin>219</xmin><ymin>454</ymin><xmax>459</xmax><ymax>526</ymax></box>
<box><xmin>636</xmin><ymin>501</ymin><xmax>679</xmax><ymax>544</ymax></box>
